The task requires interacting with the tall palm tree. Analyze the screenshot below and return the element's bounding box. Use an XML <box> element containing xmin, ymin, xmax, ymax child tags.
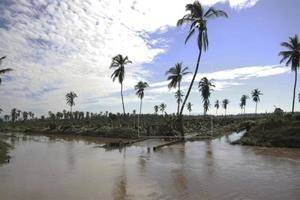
<box><xmin>110</xmin><ymin>54</ymin><xmax>132</xmax><ymax>115</ymax></box>
<box><xmin>166</xmin><ymin>62</ymin><xmax>190</xmax><ymax>115</ymax></box>
<box><xmin>251</xmin><ymin>89</ymin><xmax>263</xmax><ymax>114</ymax></box>
<box><xmin>186</xmin><ymin>102</ymin><xmax>192</xmax><ymax>115</ymax></box>
<box><xmin>240</xmin><ymin>95</ymin><xmax>249</xmax><ymax>114</ymax></box>
<box><xmin>198</xmin><ymin>77</ymin><xmax>215</xmax><ymax>115</ymax></box>
<box><xmin>134</xmin><ymin>81</ymin><xmax>149</xmax><ymax>133</ymax></box>
<box><xmin>66</xmin><ymin>91</ymin><xmax>77</xmax><ymax>112</ymax></box>
<box><xmin>279</xmin><ymin>35</ymin><xmax>300</xmax><ymax>114</ymax></box>
<box><xmin>159</xmin><ymin>103</ymin><xmax>167</xmax><ymax>115</ymax></box>
<box><xmin>214</xmin><ymin>100</ymin><xmax>220</xmax><ymax>115</ymax></box>
<box><xmin>154</xmin><ymin>105</ymin><xmax>159</xmax><ymax>115</ymax></box>
<box><xmin>0</xmin><ymin>56</ymin><xmax>12</xmax><ymax>85</ymax></box>
<box><xmin>222</xmin><ymin>99</ymin><xmax>229</xmax><ymax>116</ymax></box>
<box><xmin>177</xmin><ymin>1</ymin><xmax>227</xmax><ymax>136</ymax></box>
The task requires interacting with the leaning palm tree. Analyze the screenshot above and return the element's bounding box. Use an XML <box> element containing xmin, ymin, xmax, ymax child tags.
<box><xmin>186</xmin><ymin>102</ymin><xmax>192</xmax><ymax>115</ymax></box>
<box><xmin>222</xmin><ymin>99</ymin><xmax>229</xmax><ymax>116</ymax></box>
<box><xmin>240</xmin><ymin>95</ymin><xmax>249</xmax><ymax>114</ymax></box>
<box><xmin>279</xmin><ymin>35</ymin><xmax>300</xmax><ymax>114</ymax></box>
<box><xmin>251</xmin><ymin>89</ymin><xmax>263</xmax><ymax>114</ymax></box>
<box><xmin>198</xmin><ymin>77</ymin><xmax>215</xmax><ymax>115</ymax></box>
<box><xmin>177</xmin><ymin>1</ymin><xmax>228</xmax><ymax>136</ymax></box>
<box><xmin>134</xmin><ymin>81</ymin><xmax>149</xmax><ymax>133</ymax></box>
<box><xmin>0</xmin><ymin>56</ymin><xmax>12</xmax><ymax>85</ymax></box>
<box><xmin>159</xmin><ymin>103</ymin><xmax>167</xmax><ymax>115</ymax></box>
<box><xmin>65</xmin><ymin>91</ymin><xmax>77</xmax><ymax>112</ymax></box>
<box><xmin>166</xmin><ymin>62</ymin><xmax>190</xmax><ymax>115</ymax></box>
<box><xmin>214</xmin><ymin>100</ymin><xmax>220</xmax><ymax>115</ymax></box>
<box><xmin>110</xmin><ymin>54</ymin><xmax>132</xmax><ymax>115</ymax></box>
<box><xmin>154</xmin><ymin>105</ymin><xmax>159</xmax><ymax>115</ymax></box>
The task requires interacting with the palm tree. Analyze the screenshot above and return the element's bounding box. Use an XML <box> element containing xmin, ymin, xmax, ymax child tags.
<box><xmin>159</xmin><ymin>103</ymin><xmax>167</xmax><ymax>115</ymax></box>
<box><xmin>214</xmin><ymin>100</ymin><xmax>220</xmax><ymax>115</ymax></box>
<box><xmin>251</xmin><ymin>89</ymin><xmax>263</xmax><ymax>114</ymax></box>
<box><xmin>154</xmin><ymin>105</ymin><xmax>159</xmax><ymax>115</ymax></box>
<box><xmin>66</xmin><ymin>91</ymin><xmax>77</xmax><ymax>112</ymax></box>
<box><xmin>110</xmin><ymin>54</ymin><xmax>132</xmax><ymax>115</ymax></box>
<box><xmin>0</xmin><ymin>56</ymin><xmax>12</xmax><ymax>85</ymax></box>
<box><xmin>175</xmin><ymin>90</ymin><xmax>184</xmax><ymax>109</ymax></box>
<box><xmin>166</xmin><ymin>62</ymin><xmax>190</xmax><ymax>115</ymax></box>
<box><xmin>177</xmin><ymin>1</ymin><xmax>227</xmax><ymax>137</ymax></box>
<box><xmin>240</xmin><ymin>95</ymin><xmax>249</xmax><ymax>114</ymax></box>
<box><xmin>134</xmin><ymin>81</ymin><xmax>149</xmax><ymax>133</ymax></box>
<box><xmin>222</xmin><ymin>99</ymin><xmax>229</xmax><ymax>116</ymax></box>
<box><xmin>186</xmin><ymin>102</ymin><xmax>192</xmax><ymax>115</ymax></box>
<box><xmin>279</xmin><ymin>35</ymin><xmax>300</xmax><ymax>114</ymax></box>
<box><xmin>198</xmin><ymin>77</ymin><xmax>215</xmax><ymax>115</ymax></box>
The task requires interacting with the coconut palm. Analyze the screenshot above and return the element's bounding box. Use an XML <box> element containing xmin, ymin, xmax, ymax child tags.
<box><xmin>166</xmin><ymin>62</ymin><xmax>190</xmax><ymax>114</ymax></box>
<box><xmin>159</xmin><ymin>103</ymin><xmax>167</xmax><ymax>115</ymax></box>
<box><xmin>175</xmin><ymin>90</ymin><xmax>184</xmax><ymax>109</ymax></box>
<box><xmin>134</xmin><ymin>81</ymin><xmax>149</xmax><ymax>133</ymax></box>
<box><xmin>279</xmin><ymin>35</ymin><xmax>300</xmax><ymax>114</ymax></box>
<box><xmin>154</xmin><ymin>105</ymin><xmax>159</xmax><ymax>115</ymax></box>
<box><xmin>214</xmin><ymin>100</ymin><xmax>220</xmax><ymax>115</ymax></box>
<box><xmin>110</xmin><ymin>54</ymin><xmax>132</xmax><ymax>115</ymax></box>
<box><xmin>0</xmin><ymin>56</ymin><xmax>12</xmax><ymax>85</ymax></box>
<box><xmin>222</xmin><ymin>99</ymin><xmax>229</xmax><ymax>116</ymax></box>
<box><xmin>177</xmin><ymin>1</ymin><xmax>227</xmax><ymax>135</ymax></box>
<box><xmin>66</xmin><ymin>91</ymin><xmax>77</xmax><ymax>112</ymax></box>
<box><xmin>251</xmin><ymin>89</ymin><xmax>263</xmax><ymax>114</ymax></box>
<box><xmin>198</xmin><ymin>77</ymin><xmax>215</xmax><ymax>115</ymax></box>
<box><xmin>186</xmin><ymin>102</ymin><xmax>192</xmax><ymax>115</ymax></box>
<box><xmin>240</xmin><ymin>95</ymin><xmax>249</xmax><ymax>114</ymax></box>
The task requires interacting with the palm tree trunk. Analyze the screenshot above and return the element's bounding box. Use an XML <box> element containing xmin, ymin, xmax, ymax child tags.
<box><xmin>177</xmin><ymin>82</ymin><xmax>181</xmax><ymax>115</ymax></box>
<box><xmin>292</xmin><ymin>68</ymin><xmax>297</xmax><ymax>114</ymax></box>
<box><xmin>120</xmin><ymin>83</ymin><xmax>126</xmax><ymax>115</ymax></box>
<box><xmin>137</xmin><ymin>98</ymin><xmax>142</xmax><ymax>137</ymax></box>
<box><xmin>255</xmin><ymin>102</ymin><xmax>257</xmax><ymax>115</ymax></box>
<box><xmin>178</xmin><ymin>50</ymin><xmax>202</xmax><ymax>138</ymax></box>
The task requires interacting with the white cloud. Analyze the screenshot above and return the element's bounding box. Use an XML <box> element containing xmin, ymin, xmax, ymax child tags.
<box><xmin>149</xmin><ymin>65</ymin><xmax>289</xmax><ymax>95</ymax></box>
<box><xmin>0</xmin><ymin>0</ymin><xmax>260</xmax><ymax>115</ymax></box>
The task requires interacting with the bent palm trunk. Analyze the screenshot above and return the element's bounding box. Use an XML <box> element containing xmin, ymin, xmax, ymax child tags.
<box><xmin>178</xmin><ymin>50</ymin><xmax>202</xmax><ymax>138</ymax></box>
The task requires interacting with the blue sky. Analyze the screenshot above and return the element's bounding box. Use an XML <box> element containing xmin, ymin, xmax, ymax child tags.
<box><xmin>0</xmin><ymin>0</ymin><xmax>299</xmax><ymax>116</ymax></box>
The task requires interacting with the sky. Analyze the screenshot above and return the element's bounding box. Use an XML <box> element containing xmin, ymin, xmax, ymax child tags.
<box><xmin>0</xmin><ymin>0</ymin><xmax>300</xmax><ymax>116</ymax></box>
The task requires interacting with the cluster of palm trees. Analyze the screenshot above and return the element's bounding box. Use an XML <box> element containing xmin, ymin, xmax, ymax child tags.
<box><xmin>1</xmin><ymin>2</ymin><xmax>299</xmax><ymax>138</ymax></box>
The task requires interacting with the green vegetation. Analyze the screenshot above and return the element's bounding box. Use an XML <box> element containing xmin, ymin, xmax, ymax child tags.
<box><xmin>198</xmin><ymin>77</ymin><xmax>215</xmax><ymax>115</ymax></box>
<box><xmin>234</xmin><ymin>115</ymin><xmax>300</xmax><ymax>148</ymax></box>
<box><xmin>251</xmin><ymin>89</ymin><xmax>263</xmax><ymax>114</ymax></box>
<box><xmin>0</xmin><ymin>139</ymin><xmax>11</xmax><ymax>165</ymax></box>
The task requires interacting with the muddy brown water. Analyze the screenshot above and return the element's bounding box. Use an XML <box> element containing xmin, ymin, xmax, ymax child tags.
<box><xmin>0</xmin><ymin>132</ymin><xmax>299</xmax><ymax>200</ymax></box>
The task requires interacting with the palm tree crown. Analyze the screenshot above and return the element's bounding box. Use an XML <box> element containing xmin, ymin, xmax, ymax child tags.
<box><xmin>135</xmin><ymin>81</ymin><xmax>149</xmax><ymax>100</ymax></box>
<box><xmin>154</xmin><ymin>105</ymin><xmax>159</xmax><ymax>114</ymax></box>
<box><xmin>0</xmin><ymin>56</ymin><xmax>13</xmax><ymax>85</ymax></box>
<box><xmin>159</xmin><ymin>103</ymin><xmax>167</xmax><ymax>115</ymax></box>
<box><xmin>166</xmin><ymin>62</ymin><xmax>190</xmax><ymax>89</ymax></box>
<box><xmin>198</xmin><ymin>77</ymin><xmax>215</xmax><ymax>115</ymax></box>
<box><xmin>214</xmin><ymin>100</ymin><xmax>220</xmax><ymax>114</ymax></box>
<box><xmin>240</xmin><ymin>95</ymin><xmax>249</xmax><ymax>114</ymax></box>
<box><xmin>279</xmin><ymin>34</ymin><xmax>300</xmax><ymax>113</ymax></box>
<box><xmin>222</xmin><ymin>99</ymin><xmax>229</xmax><ymax>116</ymax></box>
<box><xmin>66</xmin><ymin>91</ymin><xmax>77</xmax><ymax>112</ymax></box>
<box><xmin>186</xmin><ymin>102</ymin><xmax>192</xmax><ymax>114</ymax></box>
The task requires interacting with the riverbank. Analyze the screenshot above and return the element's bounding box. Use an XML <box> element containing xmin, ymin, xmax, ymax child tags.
<box><xmin>233</xmin><ymin>117</ymin><xmax>300</xmax><ymax>148</ymax></box>
<box><xmin>0</xmin><ymin>139</ymin><xmax>11</xmax><ymax>165</ymax></box>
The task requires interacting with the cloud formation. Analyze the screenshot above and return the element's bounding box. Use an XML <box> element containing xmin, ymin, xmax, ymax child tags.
<box><xmin>0</xmin><ymin>0</ymin><xmax>260</xmax><ymax>114</ymax></box>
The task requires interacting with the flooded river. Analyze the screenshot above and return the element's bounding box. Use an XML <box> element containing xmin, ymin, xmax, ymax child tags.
<box><xmin>0</xmin><ymin>132</ymin><xmax>299</xmax><ymax>200</ymax></box>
